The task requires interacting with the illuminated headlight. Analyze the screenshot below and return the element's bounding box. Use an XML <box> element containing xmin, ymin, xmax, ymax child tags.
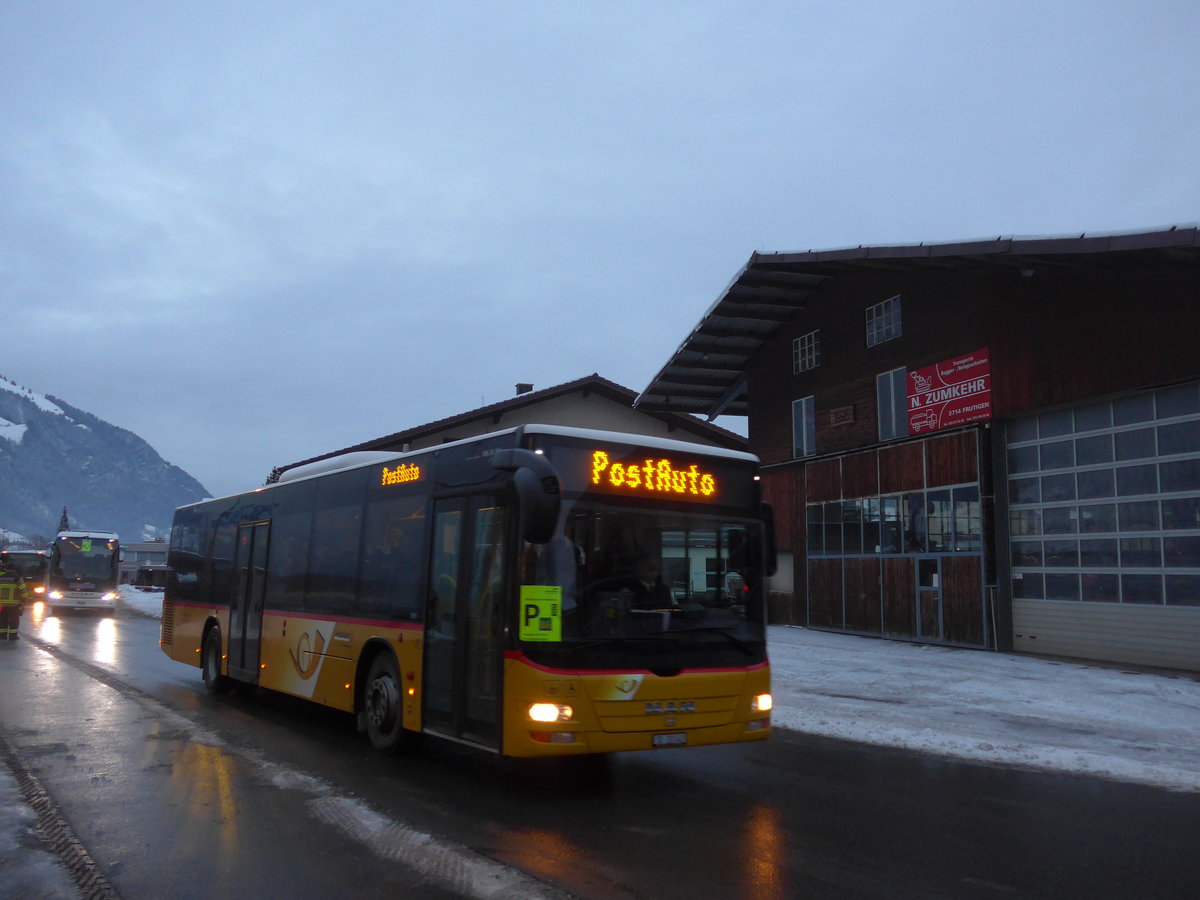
<box><xmin>528</xmin><ymin>703</ymin><xmax>573</xmax><ymax>723</ymax></box>
<box><xmin>49</xmin><ymin>590</ymin><xmax>64</xmax><ymax>601</ymax></box>
<box><xmin>751</xmin><ymin>693</ymin><xmax>773</xmax><ymax>713</ymax></box>
<box><xmin>101</xmin><ymin>592</ymin><xmax>118</xmax><ymax>602</ymax></box>
<box><xmin>33</xmin><ymin>586</ymin><xmax>45</xmax><ymax>595</ymax></box>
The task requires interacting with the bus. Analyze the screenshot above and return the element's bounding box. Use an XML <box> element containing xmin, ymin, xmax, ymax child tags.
<box><xmin>0</xmin><ymin>549</ymin><xmax>48</xmax><ymax>598</ymax></box>
<box><xmin>161</xmin><ymin>425</ymin><xmax>774</xmax><ymax>758</ymax></box>
<box><xmin>46</xmin><ymin>531</ymin><xmax>122</xmax><ymax>614</ymax></box>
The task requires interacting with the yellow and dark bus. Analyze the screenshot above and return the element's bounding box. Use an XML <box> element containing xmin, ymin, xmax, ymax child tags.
<box><xmin>161</xmin><ymin>425</ymin><xmax>774</xmax><ymax>758</ymax></box>
<box><xmin>1</xmin><ymin>549</ymin><xmax>48</xmax><ymax>598</ymax></box>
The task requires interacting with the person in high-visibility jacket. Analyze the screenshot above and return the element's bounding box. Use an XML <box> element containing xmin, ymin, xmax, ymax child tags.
<box><xmin>0</xmin><ymin>557</ymin><xmax>28</xmax><ymax>640</ymax></box>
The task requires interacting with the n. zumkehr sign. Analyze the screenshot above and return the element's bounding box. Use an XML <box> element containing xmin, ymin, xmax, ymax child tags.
<box><xmin>908</xmin><ymin>349</ymin><xmax>992</xmax><ymax>435</ymax></box>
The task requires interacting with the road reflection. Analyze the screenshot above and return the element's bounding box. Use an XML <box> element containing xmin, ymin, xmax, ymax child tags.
<box><xmin>94</xmin><ymin>616</ymin><xmax>118</xmax><ymax>666</ymax></box>
<box><xmin>28</xmin><ymin>601</ymin><xmax>62</xmax><ymax>643</ymax></box>
<box><xmin>495</xmin><ymin>827</ymin><xmax>580</xmax><ymax>883</ymax></box>
<box><xmin>169</xmin><ymin>739</ymin><xmax>241</xmax><ymax>858</ymax></box>
<box><xmin>740</xmin><ymin>803</ymin><xmax>787</xmax><ymax>897</ymax></box>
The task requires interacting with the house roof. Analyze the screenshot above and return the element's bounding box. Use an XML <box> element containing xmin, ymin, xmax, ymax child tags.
<box><xmin>276</xmin><ymin>373</ymin><xmax>747</xmax><ymax>477</ymax></box>
<box><xmin>635</xmin><ymin>225</ymin><xmax>1200</xmax><ymax>420</ymax></box>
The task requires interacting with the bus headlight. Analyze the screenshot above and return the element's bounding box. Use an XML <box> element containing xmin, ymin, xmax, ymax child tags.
<box><xmin>34</xmin><ymin>586</ymin><xmax>45</xmax><ymax>595</ymax></box>
<box><xmin>101</xmin><ymin>592</ymin><xmax>118</xmax><ymax>602</ymax></box>
<box><xmin>49</xmin><ymin>591</ymin><xmax>64</xmax><ymax>601</ymax></box>
<box><xmin>528</xmin><ymin>703</ymin><xmax>573</xmax><ymax>723</ymax></box>
<box><xmin>751</xmin><ymin>693</ymin><xmax>773</xmax><ymax>712</ymax></box>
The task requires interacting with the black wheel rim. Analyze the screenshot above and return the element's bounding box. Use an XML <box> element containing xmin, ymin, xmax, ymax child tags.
<box><xmin>367</xmin><ymin>672</ymin><xmax>399</xmax><ymax>731</ymax></box>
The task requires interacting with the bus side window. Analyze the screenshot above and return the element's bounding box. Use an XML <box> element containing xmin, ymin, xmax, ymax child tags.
<box><xmin>360</xmin><ymin>493</ymin><xmax>425</xmax><ymax>620</ymax></box>
<box><xmin>307</xmin><ymin>469</ymin><xmax>368</xmax><ymax>616</ymax></box>
<box><xmin>266</xmin><ymin>480</ymin><xmax>315</xmax><ymax>612</ymax></box>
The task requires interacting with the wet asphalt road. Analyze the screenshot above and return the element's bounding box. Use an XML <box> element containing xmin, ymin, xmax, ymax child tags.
<box><xmin>1</xmin><ymin>605</ymin><xmax>1198</xmax><ymax>899</ymax></box>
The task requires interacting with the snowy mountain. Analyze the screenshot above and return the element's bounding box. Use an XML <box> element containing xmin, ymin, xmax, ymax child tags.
<box><xmin>0</xmin><ymin>375</ymin><xmax>209</xmax><ymax>544</ymax></box>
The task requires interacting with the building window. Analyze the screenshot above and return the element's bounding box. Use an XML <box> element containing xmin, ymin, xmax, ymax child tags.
<box><xmin>806</xmin><ymin>485</ymin><xmax>981</xmax><ymax>557</ymax></box>
<box><xmin>792</xmin><ymin>330</ymin><xmax>821</xmax><ymax>374</ymax></box>
<box><xmin>877</xmin><ymin>368</ymin><xmax>908</xmax><ymax>441</ymax></box>
<box><xmin>866</xmin><ymin>295</ymin><xmax>902</xmax><ymax>347</ymax></box>
<box><xmin>792</xmin><ymin>396</ymin><xmax>815</xmax><ymax>458</ymax></box>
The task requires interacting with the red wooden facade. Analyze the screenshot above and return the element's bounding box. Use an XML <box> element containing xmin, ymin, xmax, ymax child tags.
<box><xmin>741</xmin><ymin>238</ymin><xmax>1200</xmax><ymax>650</ymax></box>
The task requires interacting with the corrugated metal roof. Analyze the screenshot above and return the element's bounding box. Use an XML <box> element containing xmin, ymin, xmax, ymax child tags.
<box><xmin>636</xmin><ymin>226</ymin><xmax>1200</xmax><ymax>419</ymax></box>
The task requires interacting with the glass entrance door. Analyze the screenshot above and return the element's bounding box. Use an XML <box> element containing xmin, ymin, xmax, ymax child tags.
<box><xmin>423</xmin><ymin>496</ymin><xmax>508</xmax><ymax>748</ymax></box>
<box><xmin>917</xmin><ymin>556</ymin><xmax>942</xmax><ymax>640</ymax></box>
<box><xmin>230</xmin><ymin>521</ymin><xmax>269</xmax><ymax>681</ymax></box>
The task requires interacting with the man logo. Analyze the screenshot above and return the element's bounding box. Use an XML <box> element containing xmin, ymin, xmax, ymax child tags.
<box><xmin>645</xmin><ymin>700</ymin><xmax>695</xmax><ymax>715</ymax></box>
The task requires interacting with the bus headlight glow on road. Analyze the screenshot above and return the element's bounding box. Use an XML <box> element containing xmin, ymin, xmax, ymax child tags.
<box><xmin>528</xmin><ymin>703</ymin><xmax>573</xmax><ymax>723</ymax></box>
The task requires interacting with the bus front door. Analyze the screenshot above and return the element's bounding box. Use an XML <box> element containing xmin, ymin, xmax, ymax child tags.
<box><xmin>229</xmin><ymin>521</ymin><xmax>270</xmax><ymax>682</ymax></box>
<box><xmin>423</xmin><ymin>496</ymin><xmax>507</xmax><ymax>749</ymax></box>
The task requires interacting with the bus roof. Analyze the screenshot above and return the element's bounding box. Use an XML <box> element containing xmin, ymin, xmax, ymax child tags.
<box><xmin>520</xmin><ymin>424</ymin><xmax>760</xmax><ymax>464</ymax></box>
<box><xmin>181</xmin><ymin>424</ymin><xmax>761</xmax><ymax>510</ymax></box>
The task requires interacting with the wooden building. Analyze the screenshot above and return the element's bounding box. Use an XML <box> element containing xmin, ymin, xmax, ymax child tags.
<box><xmin>638</xmin><ymin>227</ymin><xmax>1200</xmax><ymax>672</ymax></box>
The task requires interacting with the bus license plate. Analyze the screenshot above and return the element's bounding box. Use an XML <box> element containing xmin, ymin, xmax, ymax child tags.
<box><xmin>653</xmin><ymin>733</ymin><xmax>687</xmax><ymax>748</ymax></box>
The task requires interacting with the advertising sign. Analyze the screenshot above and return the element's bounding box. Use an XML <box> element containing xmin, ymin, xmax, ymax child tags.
<box><xmin>908</xmin><ymin>348</ymin><xmax>992</xmax><ymax>435</ymax></box>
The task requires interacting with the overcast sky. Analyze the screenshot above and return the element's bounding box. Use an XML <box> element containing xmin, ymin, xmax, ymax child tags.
<box><xmin>3</xmin><ymin>1</ymin><xmax>1198</xmax><ymax>498</ymax></box>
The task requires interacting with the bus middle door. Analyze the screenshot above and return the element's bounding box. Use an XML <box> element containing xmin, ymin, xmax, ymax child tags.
<box><xmin>229</xmin><ymin>521</ymin><xmax>270</xmax><ymax>682</ymax></box>
<box><xmin>423</xmin><ymin>496</ymin><xmax>508</xmax><ymax>749</ymax></box>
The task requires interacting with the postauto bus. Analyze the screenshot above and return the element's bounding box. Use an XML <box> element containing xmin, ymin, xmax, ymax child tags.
<box><xmin>0</xmin><ymin>549</ymin><xmax>48</xmax><ymax>599</ymax></box>
<box><xmin>161</xmin><ymin>425</ymin><xmax>774</xmax><ymax>758</ymax></box>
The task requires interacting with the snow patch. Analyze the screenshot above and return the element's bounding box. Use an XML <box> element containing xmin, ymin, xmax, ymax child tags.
<box><xmin>310</xmin><ymin>796</ymin><xmax>570</xmax><ymax>899</ymax></box>
<box><xmin>0</xmin><ymin>420</ymin><xmax>26</xmax><ymax>444</ymax></box>
<box><xmin>0</xmin><ymin>376</ymin><xmax>65</xmax><ymax>415</ymax></box>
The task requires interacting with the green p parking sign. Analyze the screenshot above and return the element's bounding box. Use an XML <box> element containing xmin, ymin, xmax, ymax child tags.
<box><xmin>519</xmin><ymin>585</ymin><xmax>563</xmax><ymax>642</ymax></box>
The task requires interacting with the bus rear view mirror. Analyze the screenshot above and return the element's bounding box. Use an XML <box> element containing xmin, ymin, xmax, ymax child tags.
<box><xmin>491</xmin><ymin>449</ymin><xmax>562</xmax><ymax>544</ymax></box>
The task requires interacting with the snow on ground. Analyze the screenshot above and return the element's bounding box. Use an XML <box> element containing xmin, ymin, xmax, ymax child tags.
<box><xmin>116</xmin><ymin>586</ymin><xmax>1200</xmax><ymax>793</ymax></box>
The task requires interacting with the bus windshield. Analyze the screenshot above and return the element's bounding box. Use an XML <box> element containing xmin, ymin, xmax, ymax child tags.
<box><xmin>523</xmin><ymin>498</ymin><xmax>767</xmax><ymax>670</ymax></box>
<box><xmin>50</xmin><ymin>536</ymin><xmax>119</xmax><ymax>585</ymax></box>
<box><xmin>2</xmin><ymin>552</ymin><xmax>46</xmax><ymax>582</ymax></box>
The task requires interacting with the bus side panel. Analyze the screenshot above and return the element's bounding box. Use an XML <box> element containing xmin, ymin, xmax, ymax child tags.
<box><xmin>501</xmin><ymin>658</ymin><xmax>771</xmax><ymax>758</ymax></box>
<box><xmin>161</xmin><ymin>602</ymin><xmax>228</xmax><ymax>669</ymax></box>
<box><xmin>256</xmin><ymin>612</ymin><xmax>424</xmax><ymax>719</ymax></box>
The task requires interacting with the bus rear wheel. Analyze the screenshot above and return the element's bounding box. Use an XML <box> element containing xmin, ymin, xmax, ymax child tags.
<box><xmin>202</xmin><ymin>627</ymin><xmax>234</xmax><ymax>695</ymax></box>
<box><xmin>362</xmin><ymin>654</ymin><xmax>416</xmax><ymax>754</ymax></box>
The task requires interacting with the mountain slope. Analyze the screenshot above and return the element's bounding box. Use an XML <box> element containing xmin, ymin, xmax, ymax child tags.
<box><xmin>0</xmin><ymin>375</ymin><xmax>209</xmax><ymax>542</ymax></box>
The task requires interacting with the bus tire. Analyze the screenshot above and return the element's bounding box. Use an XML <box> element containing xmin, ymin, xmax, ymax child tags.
<box><xmin>202</xmin><ymin>627</ymin><xmax>234</xmax><ymax>695</ymax></box>
<box><xmin>363</xmin><ymin>653</ymin><xmax>415</xmax><ymax>754</ymax></box>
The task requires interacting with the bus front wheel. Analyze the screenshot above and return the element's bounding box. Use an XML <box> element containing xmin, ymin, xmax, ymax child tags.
<box><xmin>202</xmin><ymin>628</ymin><xmax>234</xmax><ymax>695</ymax></box>
<box><xmin>362</xmin><ymin>654</ymin><xmax>415</xmax><ymax>754</ymax></box>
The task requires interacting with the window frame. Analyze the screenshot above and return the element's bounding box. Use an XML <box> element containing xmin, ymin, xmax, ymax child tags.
<box><xmin>792</xmin><ymin>329</ymin><xmax>821</xmax><ymax>374</ymax></box>
<box><xmin>866</xmin><ymin>295</ymin><xmax>902</xmax><ymax>347</ymax></box>
<box><xmin>877</xmin><ymin>367</ymin><xmax>909</xmax><ymax>442</ymax></box>
<box><xmin>792</xmin><ymin>395</ymin><xmax>816</xmax><ymax>459</ymax></box>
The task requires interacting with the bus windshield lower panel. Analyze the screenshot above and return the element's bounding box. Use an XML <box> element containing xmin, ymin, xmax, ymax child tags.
<box><xmin>522</xmin><ymin>499</ymin><xmax>767</xmax><ymax>671</ymax></box>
